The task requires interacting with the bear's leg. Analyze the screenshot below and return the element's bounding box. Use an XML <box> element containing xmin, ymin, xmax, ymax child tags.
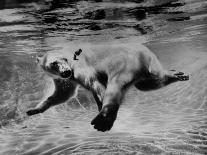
<box><xmin>134</xmin><ymin>70</ymin><xmax>189</xmax><ymax>91</ymax></box>
<box><xmin>91</xmin><ymin>74</ymin><xmax>132</xmax><ymax>131</ymax></box>
<box><xmin>134</xmin><ymin>78</ymin><xmax>163</xmax><ymax>91</ymax></box>
<box><xmin>27</xmin><ymin>79</ymin><xmax>77</xmax><ymax>116</ymax></box>
<box><xmin>145</xmin><ymin>53</ymin><xmax>189</xmax><ymax>88</ymax></box>
<box><xmin>91</xmin><ymin>81</ymin><xmax>105</xmax><ymax>111</ymax></box>
<box><xmin>93</xmin><ymin>93</ymin><xmax>103</xmax><ymax>111</ymax></box>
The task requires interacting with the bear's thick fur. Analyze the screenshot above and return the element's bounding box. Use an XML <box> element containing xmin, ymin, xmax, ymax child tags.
<box><xmin>27</xmin><ymin>43</ymin><xmax>189</xmax><ymax>131</ymax></box>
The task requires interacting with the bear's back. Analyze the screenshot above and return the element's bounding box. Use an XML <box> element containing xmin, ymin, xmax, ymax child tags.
<box><xmin>59</xmin><ymin>42</ymin><xmax>155</xmax><ymax>74</ymax></box>
<box><xmin>79</xmin><ymin>42</ymin><xmax>152</xmax><ymax>64</ymax></box>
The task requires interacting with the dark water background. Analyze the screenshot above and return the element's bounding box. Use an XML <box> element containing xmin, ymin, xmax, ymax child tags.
<box><xmin>0</xmin><ymin>0</ymin><xmax>207</xmax><ymax>154</ymax></box>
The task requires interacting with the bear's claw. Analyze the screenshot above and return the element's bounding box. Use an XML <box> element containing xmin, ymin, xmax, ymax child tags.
<box><xmin>175</xmin><ymin>74</ymin><xmax>189</xmax><ymax>81</ymax></box>
<box><xmin>174</xmin><ymin>72</ymin><xmax>184</xmax><ymax>76</ymax></box>
<box><xmin>170</xmin><ymin>70</ymin><xmax>189</xmax><ymax>81</ymax></box>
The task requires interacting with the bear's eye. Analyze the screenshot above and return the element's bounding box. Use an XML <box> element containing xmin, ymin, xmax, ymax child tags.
<box><xmin>62</xmin><ymin>58</ymin><xmax>68</xmax><ymax>62</ymax></box>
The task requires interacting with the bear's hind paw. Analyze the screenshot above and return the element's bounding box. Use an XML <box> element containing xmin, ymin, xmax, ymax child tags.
<box><xmin>169</xmin><ymin>70</ymin><xmax>189</xmax><ymax>81</ymax></box>
<box><xmin>176</xmin><ymin>74</ymin><xmax>189</xmax><ymax>81</ymax></box>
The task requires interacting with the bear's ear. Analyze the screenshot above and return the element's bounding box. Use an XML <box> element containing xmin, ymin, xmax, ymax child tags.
<box><xmin>36</xmin><ymin>56</ymin><xmax>43</xmax><ymax>64</ymax></box>
<box><xmin>62</xmin><ymin>58</ymin><xmax>68</xmax><ymax>62</ymax></box>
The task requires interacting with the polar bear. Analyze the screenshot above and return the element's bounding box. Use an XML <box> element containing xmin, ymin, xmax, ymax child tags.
<box><xmin>27</xmin><ymin>43</ymin><xmax>189</xmax><ymax>132</ymax></box>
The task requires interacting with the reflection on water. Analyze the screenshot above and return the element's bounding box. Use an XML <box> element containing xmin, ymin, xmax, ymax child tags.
<box><xmin>0</xmin><ymin>0</ymin><xmax>207</xmax><ymax>154</ymax></box>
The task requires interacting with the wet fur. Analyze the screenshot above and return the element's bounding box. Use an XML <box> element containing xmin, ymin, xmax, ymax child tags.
<box><xmin>27</xmin><ymin>43</ymin><xmax>189</xmax><ymax>131</ymax></box>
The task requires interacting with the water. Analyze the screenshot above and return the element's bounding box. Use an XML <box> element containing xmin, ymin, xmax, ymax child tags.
<box><xmin>0</xmin><ymin>0</ymin><xmax>207</xmax><ymax>154</ymax></box>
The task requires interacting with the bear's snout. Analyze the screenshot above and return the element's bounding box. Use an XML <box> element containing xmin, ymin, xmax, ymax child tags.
<box><xmin>60</xmin><ymin>70</ymin><xmax>72</xmax><ymax>78</ymax></box>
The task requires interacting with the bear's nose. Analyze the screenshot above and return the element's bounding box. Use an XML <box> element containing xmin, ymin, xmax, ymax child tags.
<box><xmin>61</xmin><ymin>70</ymin><xmax>72</xmax><ymax>78</ymax></box>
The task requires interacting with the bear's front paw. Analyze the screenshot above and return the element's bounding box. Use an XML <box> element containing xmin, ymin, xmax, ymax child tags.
<box><xmin>91</xmin><ymin>105</ymin><xmax>119</xmax><ymax>132</ymax></box>
<box><xmin>26</xmin><ymin>109</ymin><xmax>40</xmax><ymax>116</ymax></box>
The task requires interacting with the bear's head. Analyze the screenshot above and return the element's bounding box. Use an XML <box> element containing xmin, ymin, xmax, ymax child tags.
<box><xmin>37</xmin><ymin>53</ymin><xmax>73</xmax><ymax>79</ymax></box>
